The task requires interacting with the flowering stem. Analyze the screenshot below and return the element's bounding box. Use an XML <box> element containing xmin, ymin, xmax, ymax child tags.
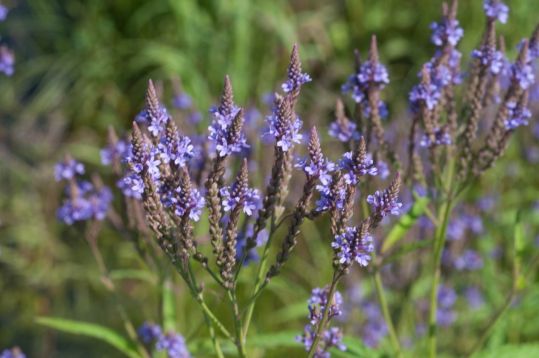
<box><xmin>372</xmin><ymin>269</ymin><xmax>403</xmax><ymax>357</ymax></box>
<box><xmin>228</xmin><ymin>291</ymin><xmax>247</xmax><ymax>358</ymax></box>
<box><xmin>306</xmin><ymin>270</ymin><xmax>342</xmax><ymax>358</ymax></box>
<box><xmin>427</xmin><ymin>194</ymin><xmax>454</xmax><ymax>358</ymax></box>
<box><xmin>242</xmin><ymin>213</ymin><xmax>277</xmax><ymax>340</ymax></box>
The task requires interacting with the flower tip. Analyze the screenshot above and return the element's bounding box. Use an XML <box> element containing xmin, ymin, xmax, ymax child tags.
<box><xmin>369</xmin><ymin>34</ymin><xmax>379</xmax><ymax>63</ymax></box>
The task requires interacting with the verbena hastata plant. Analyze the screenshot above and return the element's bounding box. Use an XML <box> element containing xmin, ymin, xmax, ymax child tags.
<box><xmin>53</xmin><ymin>0</ymin><xmax>539</xmax><ymax>357</ymax></box>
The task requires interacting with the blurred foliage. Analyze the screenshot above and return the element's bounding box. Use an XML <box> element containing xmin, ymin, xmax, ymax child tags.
<box><xmin>1</xmin><ymin>0</ymin><xmax>539</xmax><ymax>357</ymax></box>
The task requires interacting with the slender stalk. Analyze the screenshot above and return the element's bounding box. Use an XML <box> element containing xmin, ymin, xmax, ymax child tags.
<box><xmin>242</xmin><ymin>214</ymin><xmax>277</xmax><ymax>339</ymax></box>
<box><xmin>372</xmin><ymin>270</ymin><xmax>403</xmax><ymax>357</ymax></box>
<box><xmin>228</xmin><ymin>291</ymin><xmax>247</xmax><ymax>358</ymax></box>
<box><xmin>202</xmin><ymin>312</ymin><xmax>225</xmax><ymax>358</ymax></box>
<box><xmin>306</xmin><ymin>271</ymin><xmax>341</xmax><ymax>358</ymax></box>
<box><xmin>427</xmin><ymin>196</ymin><xmax>453</xmax><ymax>358</ymax></box>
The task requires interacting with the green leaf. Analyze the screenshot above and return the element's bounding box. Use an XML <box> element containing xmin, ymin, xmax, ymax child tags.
<box><xmin>381</xmin><ymin>196</ymin><xmax>430</xmax><ymax>254</ymax></box>
<box><xmin>247</xmin><ymin>331</ymin><xmax>301</xmax><ymax>348</ymax></box>
<box><xmin>36</xmin><ymin>317</ymin><xmax>141</xmax><ymax>358</ymax></box>
<box><xmin>513</xmin><ymin>210</ymin><xmax>526</xmax><ymax>290</ymax></box>
<box><xmin>162</xmin><ymin>279</ymin><xmax>176</xmax><ymax>331</ymax></box>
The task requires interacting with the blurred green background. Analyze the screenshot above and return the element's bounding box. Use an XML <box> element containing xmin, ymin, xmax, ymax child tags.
<box><xmin>1</xmin><ymin>0</ymin><xmax>538</xmax><ymax>357</ymax></box>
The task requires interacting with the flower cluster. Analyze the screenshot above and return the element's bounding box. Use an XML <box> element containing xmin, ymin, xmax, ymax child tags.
<box><xmin>504</xmin><ymin>100</ymin><xmax>531</xmax><ymax>130</ymax></box>
<box><xmin>138</xmin><ymin>322</ymin><xmax>190</xmax><ymax>358</ymax></box>
<box><xmin>208</xmin><ymin>78</ymin><xmax>249</xmax><ymax>157</ymax></box>
<box><xmin>367</xmin><ymin>182</ymin><xmax>403</xmax><ymax>220</ymax></box>
<box><xmin>297</xmin><ymin>287</ymin><xmax>346</xmax><ymax>357</ymax></box>
<box><xmin>265</xmin><ymin>95</ymin><xmax>303</xmax><ymax>151</ymax></box>
<box><xmin>296</xmin><ymin>128</ymin><xmax>335</xmax><ymax>185</ymax></box>
<box><xmin>281</xmin><ymin>44</ymin><xmax>312</xmax><ymax>94</ymax></box>
<box><xmin>332</xmin><ymin>226</ymin><xmax>374</xmax><ymax>267</ymax></box>
<box><xmin>420</xmin><ymin>127</ymin><xmax>452</xmax><ymax>148</ymax></box>
<box><xmin>361</xmin><ymin>301</ymin><xmax>388</xmax><ymax>348</ymax></box>
<box><xmin>430</xmin><ymin>18</ymin><xmax>463</xmax><ymax>47</ymax></box>
<box><xmin>0</xmin><ymin>348</ymin><xmax>25</xmax><ymax>358</ymax></box>
<box><xmin>220</xmin><ymin>180</ymin><xmax>261</xmax><ymax>216</ymax></box>
<box><xmin>55</xmin><ymin>159</ymin><xmax>112</xmax><ymax>225</ymax></box>
<box><xmin>437</xmin><ymin>285</ymin><xmax>457</xmax><ymax>327</ymax></box>
<box><xmin>483</xmin><ymin>0</ymin><xmax>509</xmax><ymax>24</ymax></box>
<box><xmin>342</xmin><ymin>37</ymin><xmax>390</xmax><ymax>114</ymax></box>
<box><xmin>454</xmin><ymin>249</ymin><xmax>484</xmax><ymax>271</ymax></box>
<box><xmin>328</xmin><ymin>101</ymin><xmax>360</xmax><ymax>142</ymax></box>
<box><xmin>339</xmin><ymin>142</ymin><xmax>378</xmax><ymax>185</ymax></box>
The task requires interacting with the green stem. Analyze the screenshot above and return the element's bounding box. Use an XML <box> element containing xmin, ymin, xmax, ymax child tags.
<box><xmin>202</xmin><ymin>311</ymin><xmax>225</xmax><ymax>358</ymax></box>
<box><xmin>372</xmin><ymin>270</ymin><xmax>403</xmax><ymax>358</ymax></box>
<box><xmin>228</xmin><ymin>291</ymin><xmax>247</xmax><ymax>358</ymax></box>
<box><xmin>427</xmin><ymin>196</ymin><xmax>453</xmax><ymax>358</ymax></box>
<box><xmin>307</xmin><ymin>271</ymin><xmax>341</xmax><ymax>358</ymax></box>
<box><xmin>242</xmin><ymin>214</ymin><xmax>277</xmax><ymax>339</ymax></box>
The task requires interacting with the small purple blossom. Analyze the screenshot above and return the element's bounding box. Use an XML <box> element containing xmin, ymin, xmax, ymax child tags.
<box><xmin>472</xmin><ymin>48</ymin><xmax>506</xmax><ymax>75</ymax></box>
<box><xmin>156</xmin><ymin>333</ymin><xmax>190</xmax><ymax>358</ymax></box>
<box><xmin>454</xmin><ymin>249</ymin><xmax>484</xmax><ymax>271</ymax></box>
<box><xmin>298</xmin><ymin>287</ymin><xmax>346</xmax><ymax>357</ymax></box>
<box><xmin>0</xmin><ymin>348</ymin><xmax>25</xmax><ymax>358</ymax></box>
<box><xmin>265</xmin><ymin>101</ymin><xmax>303</xmax><ymax>151</ymax></box>
<box><xmin>174</xmin><ymin>186</ymin><xmax>205</xmax><ymax>221</ymax></box>
<box><xmin>57</xmin><ymin>182</ymin><xmax>113</xmax><ymax>225</ymax></box>
<box><xmin>138</xmin><ymin>322</ymin><xmax>162</xmax><ymax>344</ymax></box>
<box><xmin>235</xmin><ymin>226</ymin><xmax>268</xmax><ymax>265</ymax></box>
<box><xmin>504</xmin><ymin>100</ymin><xmax>531</xmax><ymax>130</ymax></box>
<box><xmin>220</xmin><ymin>185</ymin><xmax>260</xmax><ymax>216</ymax></box>
<box><xmin>483</xmin><ymin>0</ymin><xmax>509</xmax><ymax>24</ymax></box>
<box><xmin>172</xmin><ymin>93</ymin><xmax>192</xmax><ymax>110</ymax></box>
<box><xmin>511</xmin><ymin>61</ymin><xmax>535</xmax><ymax>90</ymax></box>
<box><xmin>437</xmin><ymin>285</ymin><xmax>457</xmax><ymax>327</ymax></box>
<box><xmin>409</xmin><ymin>82</ymin><xmax>441</xmax><ymax>111</ymax></box>
<box><xmin>465</xmin><ymin>286</ymin><xmax>485</xmax><ymax>309</ymax></box>
<box><xmin>367</xmin><ymin>190</ymin><xmax>402</xmax><ymax>217</ymax></box>
<box><xmin>315</xmin><ymin>178</ymin><xmax>348</xmax><ymax>213</ymax></box>
<box><xmin>101</xmin><ymin>140</ymin><xmax>130</xmax><ymax>166</ymax></box>
<box><xmin>55</xmin><ymin>159</ymin><xmax>85</xmax><ymax>181</ymax></box>
<box><xmin>339</xmin><ymin>151</ymin><xmax>378</xmax><ymax>185</ymax></box>
<box><xmin>332</xmin><ymin>226</ymin><xmax>374</xmax><ymax>267</ymax></box>
<box><xmin>0</xmin><ymin>46</ymin><xmax>14</xmax><ymax>76</ymax></box>
<box><xmin>361</xmin><ymin>301</ymin><xmax>388</xmax><ymax>348</ymax></box>
<box><xmin>328</xmin><ymin>119</ymin><xmax>360</xmax><ymax>142</ymax></box>
<box><xmin>358</xmin><ymin>61</ymin><xmax>390</xmax><ymax>89</ymax></box>
<box><xmin>430</xmin><ymin>18</ymin><xmax>464</xmax><ymax>47</ymax></box>
<box><xmin>282</xmin><ymin>72</ymin><xmax>312</xmax><ymax>93</ymax></box>
<box><xmin>120</xmin><ymin>173</ymin><xmax>144</xmax><ymax>199</ymax></box>
<box><xmin>420</xmin><ymin>127</ymin><xmax>452</xmax><ymax>148</ymax></box>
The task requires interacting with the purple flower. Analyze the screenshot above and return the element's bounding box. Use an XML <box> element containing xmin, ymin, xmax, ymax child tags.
<box><xmin>358</xmin><ymin>61</ymin><xmax>390</xmax><ymax>89</ymax></box>
<box><xmin>511</xmin><ymin>61</ymin><xmax>535</xmax><ymax>90</ymax></box>
<box><xmin>377</xmin><ymin>160</ymin><xmax>390</xmax><ymax>180</ymax></box>
<box><xmin>282</xmin><ymin>73</ymin><xmax>312</xmax><ymax>94</ymax></box>
<box><xmin>172</xmin><ymin>93</ymin><xmax>192</xmax><ymax>110</ymax></box>
<box><xmin>420</xmin><ymin>127</ymin><xmax>452</xmax><ymax>148</ymax></box>
<box><xmin>57</xmin><ymin>182</ymin><xmax>112</xmax><ymax>224</ymax></box>
<box><xmin>55</xmin><ymin>159</ymin><xmax>85</xmax><ymax>181</ymax></box>
<box><xmin>0</xmin><ymin>5</ymin><xmax>9</xmax><ymax>22</ymax></box>
<box><xmin>362</xmin><ymin>99</ymin><xmax>389</xmax><ymax>119</ymax></box>
<box><xmin>409</xmin><ymin>82</ymin><xmax>441</xmax><ymax>111</ymax></box>
<box><xmin>0</xmin><ymin>348</ymin><xmax>25</xmax><ymax>358</ymax></box>
<box><xmin>295</xmin><ymin>130</ymin><xmax>335</xmax><ymax>185</ymax></box>
<box><xmin>265</xmin><ymin>98</ymin><xmax>303</xmax><ymax>151</ymax></box>
<box><xmin>174</xmin><ymin>186</ymin><xmax>205</xmax><ymax>221</ymax></box>
<box><xmin>138</xmin><ymin>322</ymin><xmax>162</xmax><ymax>344</ymax></box>
<box><xmin>361</xmin><ymin>302</ymin><xmax>388</xmax><ymax>348</ymax></box>
<box><xmin>483</xmin><ymin>0</ymin><xmax>509</xmax><ymax>24</ymax></box>
<box><xmin>101</xmin><ymin>140</ymin><xmax>130</xmax><ymax>166</ymax></box>
<box><xmin>159</xmin><ymin>131</ymin><xmax>194</xmax><ymax>168</ymax></box>
<box><xmin>465</xmin><ymin>286</ymin><xmax>485</xmax><ymax>309</ymax></box>
<box><xmin>437</xmin><ymin>285</ymin><xmax>457</xmax><ymax>327</ymax></box>
<box><xmin>342</xmin><ymin>74</ymin><xmax>367</xmax><ymax>103</ymax></box>
<box><xmin>208</xmin><ymin>106</ymin><xmax>249</xmax><ymax>157</ymax></box>
<box><xmin>339</xmin><ymin>151</ymin><xmax>378</xmax><ymax>185</ymax></box>
<box><xmin>504</xmin><ymin>100</ymin><xmax>531</xmax><ymax>130</ymax></box>
<box><xmin>120</xmin><ymin>173</ymin><xmax>144</xmax><ymax>199</ymax></box>
<box><xmin>146</xmin><ymin>105</ymin><xmax>170</xmax><ymax>137</ymax></box>
<box><xmin>454</xmin><ymin>249</ymin><xmax>484</xmax><ymax>271</ymax></box>
<box><xmin>328</xmin><ymin>119</ymin><xmax>360</xmax><ymax>142</ymax></box>
<box><xmin>315</xmin><ymin>177</ymin><xmax>348</xmax><ymax>213</ymax></box>
<box><xmin>298</xmin><ymin>287</ymin><xmax>346</xmax><ymax>357</ymax></box>
<box><xmin>472</xmin><ymin>48</ymin><xmax>506</xmax><ymax>75</ymax></box>
<box><xmin>430</xmin><ymin>19</ymin><xmax>464</xmax><ymax>47</ymax></box>
<box><xmin>156</xmin><ymin>333</ymin><xmax>190</xmax><ymax>358</ymax></box>
<box><xmin>0</xmin><ymin>46</ymin><xmax>14</xmax><ymax>76</ymax></box>
<box><xmin>220</xmin><ymin>185</ymin><xmax>260</xmax><ymax>216</ymax></box>
<box><xmin>332</xmin><ymin>226</ymin><xmax>374</xmax><ymax>267</ymax></box>
<box><xmin>235</xmin><ymin>226</ymin><xmax>268</xmax><ymax>265</ymax></box>
<box><xmin>367</xmin><ymin>189</ymin><xmax>403</xmax><ymax>218</ymax></box>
